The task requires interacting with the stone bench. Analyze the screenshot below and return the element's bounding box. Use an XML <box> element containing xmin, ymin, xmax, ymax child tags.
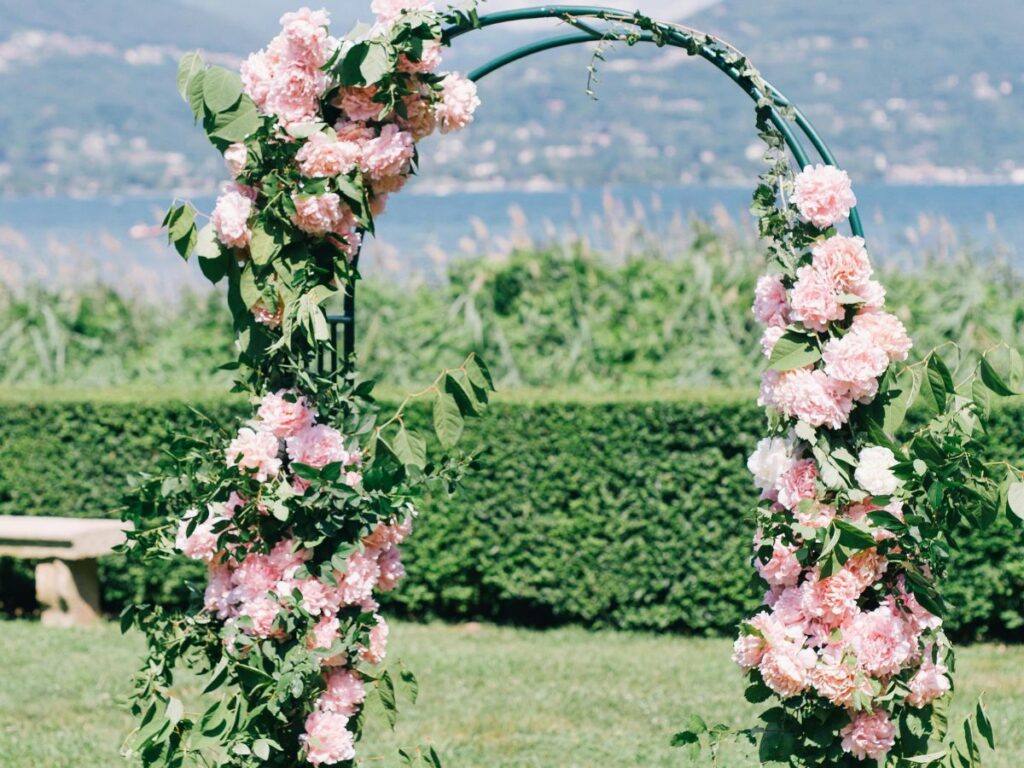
<box><xmin>0</xmin><ymin>516</ymin><xmax>131</xmax><ymax>627</ymax></box>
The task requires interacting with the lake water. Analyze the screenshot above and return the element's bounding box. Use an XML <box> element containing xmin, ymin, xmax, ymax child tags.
<box><xmin>0</xmin><ymin>184</ymin><xmax>1020</xmax><ymax>298</ymax></box>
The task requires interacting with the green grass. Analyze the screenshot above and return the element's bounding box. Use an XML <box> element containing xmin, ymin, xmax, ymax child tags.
<box><xmin>1</xmin><ymin>621</ymin><xmax>1022</xmax><ymax>767</ymax></box>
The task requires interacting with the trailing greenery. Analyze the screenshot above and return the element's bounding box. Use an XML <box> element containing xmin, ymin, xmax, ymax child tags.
<box><xmin>2</xmin><ymin>227</ymin><xmax>1022</xmax><ymax>391</ymax></box>
<box><xmin>1</xmin><ymin>390</ymin><xmax>1022</xmax><ymax>640</ymax></box>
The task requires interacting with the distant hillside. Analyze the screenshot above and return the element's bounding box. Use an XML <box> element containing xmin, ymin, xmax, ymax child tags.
<box><xmin>0</xmin><ymin>0</ymin><xmax>1021</xmax><ymax>197</ymax></box>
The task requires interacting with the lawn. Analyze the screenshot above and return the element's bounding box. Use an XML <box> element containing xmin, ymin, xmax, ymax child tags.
<box><xmin>0</xmin><ymin>620</ymin><xmax>1020</xmax><ymax>767</ymax></box>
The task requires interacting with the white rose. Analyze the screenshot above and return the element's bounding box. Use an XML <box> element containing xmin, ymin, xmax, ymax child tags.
<box><xmin>747</xmin><ymin>437</ymin><xmax>796</xmax><ymax>493</ymax></box>
<box><xmin>855</xmin><ymin>446</ymin><xmax>901</xmax><ymax>496</ymax></box>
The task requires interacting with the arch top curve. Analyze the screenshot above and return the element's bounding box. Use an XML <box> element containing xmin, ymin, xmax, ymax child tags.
<box><xmin>440</xmin><ymin>4</ymin><xmax>865</xmax><ymax>239</ymax></box>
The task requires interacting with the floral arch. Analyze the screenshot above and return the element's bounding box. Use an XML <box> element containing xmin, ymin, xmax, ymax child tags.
<box><xmin>127</xmin><ymin>4</ymin><xmax>1023</xmax><ymax>768</ymax></box>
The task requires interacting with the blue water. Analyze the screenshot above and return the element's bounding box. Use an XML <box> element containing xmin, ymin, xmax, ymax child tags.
<box><xmin>0</xmin><ymin>184</ymin><xmax>1020</xmax><ymax>294</ymax></box>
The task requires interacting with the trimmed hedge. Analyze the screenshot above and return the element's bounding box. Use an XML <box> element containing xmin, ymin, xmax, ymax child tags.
<box><xmin>1</xmin><ymin>389</ymin><xmax>1022</xmax><ymax>640</ymax></box>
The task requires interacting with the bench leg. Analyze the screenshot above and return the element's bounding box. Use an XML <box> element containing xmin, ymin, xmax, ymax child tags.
<box><xmin>36</xmin><ymin>559</ymin><xmax>102</xmax><ymax>627</ymax></box>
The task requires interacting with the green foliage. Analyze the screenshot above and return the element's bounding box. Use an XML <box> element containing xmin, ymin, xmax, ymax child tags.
<box><xmin>2</xmin><ymin>390</ymin><xmax>1023</xmax><ymax>641</ymax></box>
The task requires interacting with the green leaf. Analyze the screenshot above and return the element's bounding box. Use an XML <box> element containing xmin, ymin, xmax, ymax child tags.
<box><xmin>1007</xmin><ymin>482</ymin><xmax>1024</xmax><ymax>521</ymax></box>
<box><xmin>166</xmin><ymin>697</ymin><xmax>184</xmax><ymax>727</ymax></box>
<box><xmin>377</xmin><ymin>670</ymin><xmax>398</xmax><ymax>730</ymax></box>
<box><xmin>432</xmin><ymin>390</ymin><xmax>464</xmax><ymax>448</ymax></box>
<box><xmin>882</xmin><ymin>366</ymin><xmax>920</xmax><ymax>434</ymax></box>
<box><xmin>164</xmin><ymin>204</ymin><xmax>197</xmax><ymax>260</ymax></box>
<box><xmin>340</xmin><ymin>40</ymin><xmax>395</xmax><ymax>87</ymax></box>
<box><xmin>207</xmin><ymin>96</ymin><xmax>260</xmax><ymax>144</ymax></box>
<box><xmin>976</xmin><ymin>697</ymin><xmax>995</xmax><ymax>749</ymax></box>
<box><xmin>426</xmin><ymin>746</ymin><xmax>443</xmax><ymax>768</ymax></box>
<box><xmin>203</xmin><ymin>67</ymin><xmax>244</xmax><ymax>114</ymax></box>
<box><xmin>176</xmin><ymin>52</ymin><xmax>205</xmax><ymax>100</ymax></box>
<box><xmin>980</xmin><ymin>355</ymin><xmax>1017</xmax><ymax>397</ymax></box>
<box><xmin>392</xmin><ymin>427</ymin><xmax>427</xmax><ymax>469</ymax></box>
<box><xmin>445</xmin><ymin>373</ymin><xmax>481</xmax><ymax>416</ymax></box>
<box><xmin>249</xmin><ymin>224</ymin><xmax>282</xmax><ymax>266</ymax></box>
<box><xmin>253</xmin><ymin>739</ymin><xmax>272</xmax><ymax>760</ymax></box>
<box><xmin>239</xmin><ymin>264</ymin><xmax>261</xmax><ymax>309</ymax></box>
<box><xmin>919</xmin><ymin>355</ymin><xmax>951</xmax><ymax>415</ymax></box>
<box><xmin>195</xmin><ymin>225</ymin><xmax>229</xmax><ymax>284</ymax></box>
<box><xmin>768</xmin><ymin>331</ymin><xmax>821</xmax><ymax>372</ymax></box>
<box><xmin>465</xmin><ymin>356</ymin><xmax>496</xmax><ymax>392</ymax></box>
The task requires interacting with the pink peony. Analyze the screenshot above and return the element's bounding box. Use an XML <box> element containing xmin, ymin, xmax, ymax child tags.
<box><xmin>265</xmin><ymin>62</ymin><xmax>327</xmax><ymax>125</ymax></box>
<box><xmin>225</xmin><ymin>427</ymin><xmax>281</xmax><ymax>482</ymax></box>
<box><xmin>295</xmin><ymin>131</ymin><xmax>362</xmax><ymax>178</ymax></box>
<box><xmin>257</xmin><ymin>390</ymin><xmax>317</xmax><ymax>438</ymax></box>
<box><xmin>759</xmin><ymin>643</ymin><xmax>816</xmax><ymax>699</ymax></box>
<box><xmin>802</xmin><ymin>569</ymin><xmax>863</xmax><ymax>626</ymax></box>
<box><xmin>760</xmin><ymin>325</ymin><xmax>785</xmax><ymax>358</ymax></box>
<box><xmin>822</xmin><ymin>329</ymin><xmax>889</xmax><ymax>402</ymax></box>
<box><xmin>358</xmin><ymin>614</ymin><xmax>390</xmax><ymax>664</ymax></box>
<box><xmin>840</xmin><ymin>710</ymin><xmax>896</xmax><ymax>762</ymax></box>
<box><xmin>287</xmin><ymin>424</ymin><xmax>350</xmax><ymax>469</ymax></box>
<box><xmin>762</xmin><ymin>367</ymin><xmax>853</xmax><ymax>429</ymax></box>
<box><xmin>224</xmin><ymin>142</ymin><xmax>248</xmax><ymax>178</ymax></box>
<box><xmin>846</xmin><ymin>604</ymin><xmax>916</xmax><ymax>677</ymax></box>
<box><xmin>303</xmin><ymin>710</ymin><xmax>356</xmax><ymax>766</ymax></box>
<box><xmin>278</xmin><ymin>7</ymin><xmax>333</xmax><ymax>68</ymax></box>
<box><xmin>790</xmin><ymin>264</ymin><xmax>845</xmax><ymax>332</ymax></box>
<box><xmin>811</xmin><ymin>650</ymin><xmax>870</xmax><ymax>708</ymax></box>
<box><xmin>776</xmin><ymin>459</ymin><xmax>818</xmax><ymax>511</ymax></box>
<box><xmin>241</xmin><ymin>50</ymin><xmax>275</xmax><ymax>108</ymax></box>
<box><xmin>319</xmin><ymin>669</ymin><xmax>366</xmax><ymax>716</ymax></box>
<box><xmin>906</xmin><ymin>654</ymin><xmax>950</xmax><ymax>707</ymax></box>
<box><xmin>851</xmin><ymin>279</ymin><xmax>886</xmax><ymax>309</ymax></box>
<box><xmin>335</xmin><ymin>86</ymin><xmax>386</xmax><ymax>122</ymax></box>
<box><xmin>290</xmin><ymin>192</ymin><xmax>354</xmax><ymax>236</ymax></box>
<box><xmin>752</xmin><ymin>274</ymin><xmax>790</xmax><ymax>327</ymax></box>
<box><xmin>852</xmin><ymin>310</ymin><xmax>912</xmax><ymax>362</ymax></box>
<box><xmin>211</xmin><ymin>189</ymin><xmax>253</xmax><ymax>249</ymax></box>
<box><xmin>241</xmin><ymin>594</ymin><xmax>281</xmax><ymax>638</ymax></box>
<box><xmin>371</xmin><ymin>0</ymin><xmax>435</xmax><ymax>24</ymax></box>
<box><xmin>811</xmin><ymin>235</ymin><xmax>872</xmax><ymax>292</ymax></box>
<box><xmin>732</xmin><ymin>633</ymin><xmax>767</xmax><ymax>670</ymax></box>
<box><xmin>756</xmin><ymin>538</ymin><xmax>803</xmax><ymax>588</ymax></box>
<box><xmin>338</xmin><ymin>549</ymin><xmax>381</xmax><ymax>605</ymax></box>
<box><xmin>436</xmin><ymin>73</ymin><xmax>480</xmax><ymax>133</ymax></box>
<box><xmin>360</xmin><ymin>123</ymin><xmax>414</xmax><ymax>182</ymax></box>
<box><xmin>376</xmin><ymin>546</ymin><xmax>406</xmax><ymax>591</ymax></box>
<box><xmin>792</xmin><ymin>164</ymin><xmax>857</xmax><ymax>230</ymax></box>
<box><xmin>310</xmin><ymin>615</ymin><xmax>340</xmax><ymax>651</ymax></box>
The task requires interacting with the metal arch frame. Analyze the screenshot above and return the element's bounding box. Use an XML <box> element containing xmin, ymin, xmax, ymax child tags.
<box><xmin>334</xmin><ymin>4</ymin><xmax>865</xmax><ymax>363</ymax></box>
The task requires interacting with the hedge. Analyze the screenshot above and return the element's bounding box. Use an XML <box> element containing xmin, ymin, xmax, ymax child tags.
<box><xmin>1</xmin><ymin>388</ymin><xmax>1022</xmax><ymax>640</ymax></box>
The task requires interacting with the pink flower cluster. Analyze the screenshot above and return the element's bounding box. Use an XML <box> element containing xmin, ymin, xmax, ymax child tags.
<box><xmin>207</xmin><ymin>5</ymin><xmax>480</xmax><ymax>326</ymax></box>
<box><xmin>755</xmin><ymin>171</ymin><xmax>911</xmax><ymax>430</ymax></box>
<box><xmin>175</xmin><ymin>388</ymin><xmax>417</xmax><ymax>766</ymax></box>
<box><xmin>742</xmin><ymin>166</ymin><xmax>949</xmax><ymax>762</ymax></box>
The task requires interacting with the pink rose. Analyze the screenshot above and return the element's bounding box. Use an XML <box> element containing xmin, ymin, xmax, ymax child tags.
<box><xmin>801</xmin><ymin>569</ymin><xmax>863</xmax><ymax>626</ymax></box>
<box><xmin>852</xmin><ymin>310</ymin><xmax>912</xmax><ymax>361</ymax></box>
<box><xmin>287</xmin><ymin>423</ymin><xmax>350</xmax><ymax>469</ymax></box>
<box><xmin>257</xmin><ymin>390</ymin><xmax>317</xmax><ymax>438</ymax></box>
<box><xmin>295</xmin><ymin>131</ymin><xmax>362</xmax><ymax>178</ymax></box>
<box><xmin>790</xmin><ymin>265</ymin><xmax>845</xmax><ymax>332</ymax></box>
<box><xmin>775</xmin><ymin>459</ymin><xmax>818</xmax><ymax>511</ymax></box>
<box><xmin>398</xmin><ymin>92</ymin><xmax>438</xmax><ymax>140</ymax></box>
<box><xmin>240</xmin><ymin>594</ymin><xmax>281</xmax><ymax>638</ymax></box>
<box><xmin>265</xmin><ymin>62</ymin><xmax>326</xmax><ymax>125</ymax></box>
<box><xmin>840</xmin><ymin>710</ymin><xmax>896</xmax><ymax>762</ymax></box>
<box><xmin>376</xmin><ymin>546</ymin><xmax>406</xmax><ymax>591</ymax></box>
<box><xmin>338</xmin><ymin>549</ymin><xmax>380</xmax><ymax>605</ymax></box>
<box><xmin>225</xmin><ymin>427</ymin><xmax>281</xmax><ymax>482</ymax></box>
<box><xmin>756</xmin><ymin>538</ymin><xmax>803</xmax><ymax>588</ymax></box>
<box><xmin>224</xmin><ymin>142</ymin><xmax>248</xmax><ymax>178</ymax></box>
<box><xmin>752</xmin><ymin>274</ymin><xmax>790</xmax><ymax>327</ymax></box>
<box><xmin>398</xmin><ymin>40</ymin><xmax>442</xmax><ymax>74</ymax></box>
<box><xmin>334</xmin><ymin>86</ymin><xmax>386</xmax><ymax>122</ymax></box>
<box><xmin>278</xmin><ymin>7</ymin><xmax>333</xmax><ymax>68</ymax></box>
<box><xmin>822</xmin><ymin>329</ymin><xmax>889</xmax><ymax>402</ymax></box>
<box><xmin>811</xmin><ymin>649</ymin><xmax>871</xmax><ymax>708</ymax></box>
<box><xmin>760</xmin><ymin>326</ymin><xmax>785</xmax><ymax>358</ymax></box>
<box><xmin>761</xmin><ymin>367</ymin><xmax>853</xmax><ymax>429</ymax></box>
<box><xmin>845</xmin><ymin>604</ymin><xmax>916</xmax><ymax>677</ymax></box>
<box><xmin>303</xmin><ymin>710</ymin><xmax>355</xmax><ymax>766</ymax></box>
<box><xmin>759</xmin><ymin>643</ymin><xmax>816</xmax><ymax>698</ymax></box>
<box><xmin>360</xmin><ymin>123</ymin><xmax>414</xmax><ymax>182</ymax></box>
<box><xmin>792</xmin><ymin>164</ymin><xmax>857</xmax><ymax>230</ymax></box>
<box><xmin>319</xmin><ymin>669</ymin><xmax>366</xmax><ymax>716</ymax></box>
<box><xmin>906</xmin><ymin>653</ymin><xmax>950</xmax><ymax>707</ymax></box>
<box><xmin>211</xmin><ymin>189</ymin><xmax>253</xmax><ymax>249</ymax></box>
<box><xmin>290</xmin><ymin>192</ymin><xmax>354</xmax><ymax>236</ymax></box>
<box><xmin>241</xmin><ymin>50</ymin><xmax>275</xmax><ymax>109</ymax></box>
<box><xmin>436</xmin><ymin>73</ymin><xmax>480</xmax><ymax>134</ymax></box>
<box><xmin>175</xmin><ymin>505</ymin><xmax>225</xmax><ymax>563</ymax></box>
<box><xmin>811</xmin><ymin>235</ymin><xmax>872</xmax><ymax>292</ymax></box>
<box><xmin>358</xmin><ymin>614</ymin><xmax>389</xmax><ymax>664</ymax></box>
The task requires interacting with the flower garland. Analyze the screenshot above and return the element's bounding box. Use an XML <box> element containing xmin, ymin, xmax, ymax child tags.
<box><xmin>124</xmin><ymin>4</ymin><xmax>491</xmax><ymax>767</ymax></box>
<box><xmin>678</xmin><ymin>138</ymin><xmax>1024</xmax><ymax>766</ymax></box>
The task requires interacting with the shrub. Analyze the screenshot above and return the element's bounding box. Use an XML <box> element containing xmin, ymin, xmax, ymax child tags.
<box><xmin>1</xmin><ymin>389</ymin><xmax>1022</xmax><ymax>639</ymax></box>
